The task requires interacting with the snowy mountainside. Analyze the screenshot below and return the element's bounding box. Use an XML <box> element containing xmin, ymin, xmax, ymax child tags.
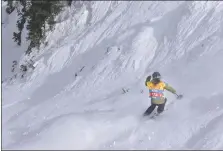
<box><xmin>2</xmin><ymin>1</ymin><xmax>223</xmax><ymax>150</ymax></box>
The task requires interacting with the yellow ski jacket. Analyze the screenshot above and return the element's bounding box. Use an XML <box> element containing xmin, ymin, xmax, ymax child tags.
<box><xmin>146</xmin><ymin>80</ymin><xmax>176</xmax><ymax>104</ymax></box>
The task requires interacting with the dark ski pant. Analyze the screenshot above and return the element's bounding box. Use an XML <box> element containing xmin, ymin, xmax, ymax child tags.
<box><xmin>144</xmin><ymin>98</ymin><xmax>167</xmax><ymax>116</ymax></box>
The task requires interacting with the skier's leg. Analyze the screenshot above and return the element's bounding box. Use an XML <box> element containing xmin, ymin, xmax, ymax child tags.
<box><xmin>157</xmin><ymin>98</ymin><xmax>167</xmax><ymax>114</ymax></box>
<box><xmin>144</xmin><ymin>104</ymin><xmax>156</xmax><ymax>116</ymax></box>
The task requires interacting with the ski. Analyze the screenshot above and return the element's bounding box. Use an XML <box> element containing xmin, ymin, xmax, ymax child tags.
<box><xmin>150</xmin><ymin>113</ymin><xmax>160</xmax><ymax>119</ymax></box>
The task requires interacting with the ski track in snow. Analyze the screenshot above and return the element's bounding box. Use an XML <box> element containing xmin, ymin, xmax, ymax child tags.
<box><xmin>2</xmin><ymin>1</ymin><xmax>223</xmax><ymax>150</ymax></box>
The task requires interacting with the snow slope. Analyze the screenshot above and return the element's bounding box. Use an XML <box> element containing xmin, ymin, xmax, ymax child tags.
<box><xmin>2</xmin><ymin>1</ymin><xmax>223</xmax><ymax>149</ymax></box>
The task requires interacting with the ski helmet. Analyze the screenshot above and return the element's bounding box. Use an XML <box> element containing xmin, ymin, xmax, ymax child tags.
<box><xmin>152</xmin><ymin>72</ymin><xmax>161</xmax><ymax>80</ymax></box>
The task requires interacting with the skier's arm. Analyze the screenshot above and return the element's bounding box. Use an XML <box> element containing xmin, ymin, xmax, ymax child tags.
<box><xmin>145</xmin><ymin>75</ymin><xmax>151</xmax><ymax>86</ymax></box>
<box><xmin>164</xmin><ymin>83</ymin><xmax>183</xmax><ymax>99</ymax></box>
<box><xmin>164</xmin><ymin>83</ymin><xmax>177</xmax><ymax>94</ymax></box>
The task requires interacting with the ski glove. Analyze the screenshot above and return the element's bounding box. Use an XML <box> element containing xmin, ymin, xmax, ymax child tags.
<box><xmin>145</xmin><ymin>75</ymin><xmax>151</xmax><ymax>86</ymax></box>
<box><xmin>176</xmin><ymin>94</ymin><xmax>183</xmax><ymax>99</ymax></box>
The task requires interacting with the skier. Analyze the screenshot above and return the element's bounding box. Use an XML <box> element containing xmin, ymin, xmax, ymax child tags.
<box><xmin>144</xmin><ymin>72</ymin><xmax>182</xmax><ymax>116</ymax></box>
